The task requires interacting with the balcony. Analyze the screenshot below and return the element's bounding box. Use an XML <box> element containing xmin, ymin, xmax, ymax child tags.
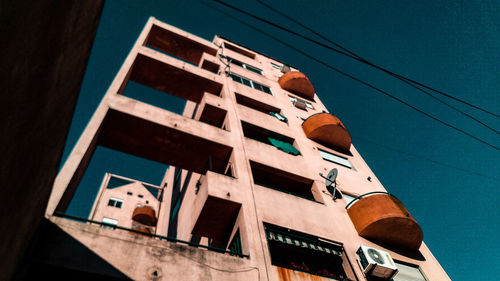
<box><xmin>132</xmin><ymin>205</ymin><xmax>157</xmax><ymax>226</ymax></box>
<box><xmin>346</xmin><ymin>192</ymin><xmax>423</xmax><ymax>251</ymax></box>
<box><xmin>302</xmin><ymin>113</ymin><xmax>351</xmax><ymax>152</ymax></box>
<box><xmin>278</xmin><ymin>71</ymin><xmax>315</xmax><ymax>100</ymax></box>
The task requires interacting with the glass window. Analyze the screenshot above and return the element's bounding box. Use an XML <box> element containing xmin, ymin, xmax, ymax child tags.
<box><xmin>228</xmin><ymin>229</ymin><xmax>243</xmax><ymax>256</ymax></box>
<box><xmin>342</xmin><ymin>193</ymin><xmax>356</xmax><ymax>205</ymax></box>
<box><xmin>229</xmin><ymin>73</ymin><xmax>272</xmax><ymax>95</ymax></box>
<box><xmin>264</xmin><ymin>224</ymin><xmax>350</xmax><ymax>280</ymax></box>
<box><xmin>107</xmin><ymin>197</ymin><xmax>123</xmax><ymax>208</ymax></box>
<box><xmin>271</xmin><ymin>62</ymin><xmax>282</xmax><ymax>69</ymax></box>
<box><xmin>241</xmin><ymin>77</ymin><xmax>252</xmax><ymax>87</ymax></box>
<box><xmin>289</xmin><ymin>96</ymin><xmax>313</xmax><ymax>109</ymax></box>
<box><xmin>318</xmin><ymin>148</ymin><xmax>353</xmax><ymax>169</ymax></box>
<box><xmin>393</xmin><ymin>262</ymin><xmax>428</xmax><ymax>281</ymax></box>
<box><xmin>227</xmin><ymin>56</ymin><xmax>262</xmax><ymax>75</ymax></box>
<box><xmin>102</xmin><ymin>217</ymin><xmax>118</xmax><ymax>229</ymax></box>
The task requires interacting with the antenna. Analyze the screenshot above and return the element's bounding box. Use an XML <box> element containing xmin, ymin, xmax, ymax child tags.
<box><xmin>319</xmin><ymin>168</ymin><xmax>341</xmax><ymax>201</ymax></box>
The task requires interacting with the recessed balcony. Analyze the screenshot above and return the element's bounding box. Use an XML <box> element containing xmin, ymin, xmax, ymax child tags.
<box><xmin>302</xmin><ymin>113</ymin><xmax>352</xmax><ymax>152</ymax></box>
<box><xmin>278</xmin><ymin>71</ymin><xmax>315</xmax><ymax>100</ymax></box>
<box><xmin>132</xmin><ymin>205</ymin><xmax>157</xmax><ymax>226</ymax></box>
<box><xmin>346</xmin><ymin>192</ymin><xmax>423</xmax><ymax>251</ymax></box>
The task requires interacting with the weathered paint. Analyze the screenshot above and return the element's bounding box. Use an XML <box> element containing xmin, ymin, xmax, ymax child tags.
<box><xmin>302</xmin><ymin>113</ymin><xmax>352</xmax><ymax>152</ymax></box>
<box><xmin>33</xmin><ymin>17</ymin><xmax>450</xmax><ymax>281</ymax></box>
<box><xmin>278</xmin><ymin>71</ymin><xmax>316</xmax><ymax>100</ymax></box>
<box><xmin>347</xmin><ymin>194</ymin><xmax>423</xmax><ymax>251</ymax></box>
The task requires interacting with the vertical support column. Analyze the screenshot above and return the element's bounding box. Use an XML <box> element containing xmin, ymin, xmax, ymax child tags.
<box><xmin>45</xmin><ymin>17</ymin><xmax>157</xmax><ymax>217</ymax></box>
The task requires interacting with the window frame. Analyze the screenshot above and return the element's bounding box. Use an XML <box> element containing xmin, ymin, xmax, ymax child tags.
<box><xmin>227</xmin><ymin>56</ymin><xmax>262</xmax><ymax>75</ymax></box>
<box><xmin>101</xmin><ymin>217</ymin><xmax>118</xmax><ymax>229</ymax></box>
<box><xmin>263</xmin><ymin>223</ymin><xmax>352</xmax><ymax>280</ymax></box>
<box><xmin>107</xmin><ymin>197</ymin><xmax>124</xmax><ymax>208</ymax></box>
<box><xmin>289</xmin><ymin>95</ymin><xmax>314</xmax><ymax>109</ymax></box>
<box><xmin>393</xmin><ymin>260</ymin><xmax>429</xmax><ymax>281</ymax></box>
<box><xmin>318</xmin><ymin>148</ymin><xmax>353</xmax><ymax>169</ymax></box>
<box><xmin>228</xmin><ymin>73</ymin><xmax>272</xmax><ymax>95</ymax></box>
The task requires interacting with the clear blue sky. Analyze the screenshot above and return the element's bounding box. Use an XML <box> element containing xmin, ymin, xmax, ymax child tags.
<box><xmin>61</xmin><ymin>1</ymin><xmax>500</xmax><ymax>280</ymax></box>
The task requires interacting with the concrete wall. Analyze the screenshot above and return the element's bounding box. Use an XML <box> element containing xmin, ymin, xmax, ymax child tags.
<box><xmin>35</xmin><ymin>18</ymin><xmax>450</xmax><ymax>281</ymax></box>
<box><xmin>0</xmin><ymin>1</ymin><xmax>104</xmax><ymax>279</ymax></box>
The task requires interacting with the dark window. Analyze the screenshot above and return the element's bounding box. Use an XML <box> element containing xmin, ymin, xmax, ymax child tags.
<box><xmin>228</xmin><ymin>229</ymin><xmax>243</xmax><ymax>256</ymax></box>
<box><xmin>224</xmin><ymin>42</ymin><xmax>256</xmax><ymax>59</ymax></box>
<box><xmin>264</xmin><ymin>223</ymin><xmax>348</xmax><ymax>280</ymax></box>
<box><xmin>226</xmin><ymin>56</ymin><xmax>262</xmax><ymax>75</ymax></box>
<box><xmin>138</xmin><ymin>194</ymin><xmax>144</xmax><ymax>198</ymax></box>
<box><xmin>250</xmin><ymin>161</ymin><xmax>315</xmax><ymax>201</ymax></box>
<box><xmin>241</xmin><ymin>122</ymin><xmax>299</xmax><ymax>155</ymax></box>
<box><xmin>107</xmin><ymin>198</ymin><xmax>123</xmax><ymax>208</ymax></box>
<box><xmin>235</xmin><ymin>93</ymin><xmax>280</xmax><ymax>114</ymax></box>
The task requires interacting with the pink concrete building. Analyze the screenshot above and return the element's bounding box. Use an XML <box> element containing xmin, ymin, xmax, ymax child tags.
<box><xmin>32</xmin><ymin>17</ymin><xmax>450</xmax><ymax>281</ymax></box>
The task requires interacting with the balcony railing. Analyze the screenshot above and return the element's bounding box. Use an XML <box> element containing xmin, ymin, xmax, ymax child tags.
<box><xmin>53</xmin><ymin>212</ymin><xmax>249</xmax><ymax>258</ymax></box>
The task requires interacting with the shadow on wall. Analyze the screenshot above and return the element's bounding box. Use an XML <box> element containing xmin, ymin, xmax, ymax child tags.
<box><xmin>14</xmin><ymin>219</ymin><xmax>132</xmax><ymax>281</ymax></box>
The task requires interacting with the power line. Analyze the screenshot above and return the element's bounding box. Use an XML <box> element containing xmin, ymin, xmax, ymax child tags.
<box><xmin>352</xmin><ymin>135</ymin><xmax>500</xmax><ymax>182</ymax></box>
<box><xmin>256</xmin><ymin>0</ymin><xmax>500</xmax><ymax>133</ymax></box>
<box><xmin>213</xmin><ymin>0</ymin><xmax>500</xmax><ymax>122</ymax></box>
<box><xmin>202</xmin><ymin>0</ymin><xmax>500</xmax><ymax>151</ymax></box>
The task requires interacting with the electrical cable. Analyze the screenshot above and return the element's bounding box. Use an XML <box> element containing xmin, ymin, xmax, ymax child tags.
<box><xmin>217</xmin><ymin>0</ymin><xmax>500</xmax><ymax>120</ymax></box>
<box><xmin>352</xmin><ymin>135</ymin><xmax>500</xmax><ymax>182</ymax></box>
<box><xmin>201</xmin><ymin>0</ymin><xmax>500</xmax><ymax>151</ymax></box>
<box><xmin>255</xmin><ymin>0</ymin><xmax>499</xmax><ymax>134</ymax></box>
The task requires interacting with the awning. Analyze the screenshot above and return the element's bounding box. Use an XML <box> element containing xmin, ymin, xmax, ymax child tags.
<box><xmin>268</xmin><ymin>137</ymin><xmax>300</xmax><ymax>155</ymax></box>
<box><xmin>269</xmin><ymin>112</ymin><xmax>288</xmax><ymax>123</ymax></box>
<box><xmin>266</xmin><ymin>230</ymin><xmax>342</xmax><ymax>257</ymax></box>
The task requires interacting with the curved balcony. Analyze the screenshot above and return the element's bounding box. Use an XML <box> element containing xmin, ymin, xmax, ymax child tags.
<box><xmin>346</xmin><ymin>192</ymin><xmax>423</xmax><ymax>251</ymax></box>
<box><xmin>302</xmin><ymin>113</ymin><xmax>351</xmax><ymax>152</ymax></box>
<box><xmin>278</xmin><ymin>71</ymin><xmax>315</xmax><ymax>100</ymax></box>
<box><xmin>132</xmin><ymin>226</ymin><xmax>152</xmax><ymax>236</ymax></box>
<box><xmin>132</xmin><ymin>205</ymin><xmax>157</xmax><ymax>226</ymax></box>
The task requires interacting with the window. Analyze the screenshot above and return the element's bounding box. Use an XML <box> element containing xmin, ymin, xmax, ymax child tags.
<box><xmin>127</xmin><ymin>192</ymin><xmax>133</xmax><ymax>196</ymax></box>
<box><xmin>107</xmin><ymin>197</ymin><xmax>123</xmax><ymax>208</ymax></box>
<box><xmin>319</xmin><ymin>148</ymin><xmax>353</xmax><ymax>169</ymax></box>
<box><xmin>228</xmin><ymin>229</ymin><xmax>243</xmax><ymax>256</ymax></box>
<box><xmin>269</xmin><ymin>112</ymin><xmax>288</xmax><ymax>123</ymax></box>
<box><xmin>289</xmin><ymin>95</ymin><xmax>313</xmax><ymax>110</ymax></box>
<box><xmin>102</xmin><ymin>217</ymin><xmax>118</xmax><ymax>229</ymax></box>
<box><xmin>271</xmin><ymin>62</ymin><xmax>282</xmax><ymax>69</ymax></box>
<box><xmin>229</xmin><ymin>73</ymin><xmax>272</xmax><ymax>95</ymax></box>
<box><xmin>235</xmin><ymin>93</ymin><xmax>281</xmax><ymax>114</ymax></box>
<box><xmin>138</xmin><ymin>194</ymin><xmax>144</xmax><ymax>198</ymax></box>
<box><xmin>250</xmin><ymin>161</ymin><xmax>316</xmax><ymax>201</ymax></box>
<box><xmin>264</xmin><ymin>223</ymin><xmax>352</xmax><ymax>280</ymax></box>
<box><xmin>393</xmin><ymin>261</ymin><xmax>428</xmax><ymax>281</ymax></box>
<box><xmin>226</xmin><ymin>56</ymin><xmax>262</xmax><ymax>75</ymax></box>
<box><xmin>342</xmin><ymin>193</ymin><xmax>356</xmax><ymax>205</ymax></box>
<box><xmin>241</xmin><ymin>121</ymin><xmax>299</xmax><ymax>155</ymax></box>
<box><xmin>224</xmin><ymin>42</ymin><xmax>256</xmax><ymax>59</ymax></box>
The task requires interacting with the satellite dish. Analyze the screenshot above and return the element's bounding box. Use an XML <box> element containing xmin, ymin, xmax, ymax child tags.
<box><xmin>320</xmin><ymin>168</ymin><xmax>341</xmax><ymax>200</ymax></box>
<box><xmin>325</xmin><ymin>168</ymin><xmax>338</xmax><ymax>186</ymax></box>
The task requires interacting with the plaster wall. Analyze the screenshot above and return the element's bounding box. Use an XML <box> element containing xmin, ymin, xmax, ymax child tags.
<box><xmin>37</xmin><ymin>17</ymin><xmax>451</xmax><ymax>281</ymax></box>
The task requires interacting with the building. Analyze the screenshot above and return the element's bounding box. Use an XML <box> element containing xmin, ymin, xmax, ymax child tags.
<box><xmin>21</xmin><ymin>17</ymin><xmax>450</xmax><ymax>280</ymax></box>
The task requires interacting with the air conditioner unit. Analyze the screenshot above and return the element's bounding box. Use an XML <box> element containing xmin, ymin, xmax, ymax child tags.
<box><xmin>356</xmin><ymin>245</ymin><xmax>398</xmax><ymax>280</ymax></box>
<box><xmin>293</xmin><ymin>100</ymin><xmax>307</xmax><ymax>110</ymax></box>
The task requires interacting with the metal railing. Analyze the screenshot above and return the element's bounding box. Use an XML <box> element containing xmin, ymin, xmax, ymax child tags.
<box><xmin>53</xmin><ymin>212</ymin><xmax>249</xmax><ymax>258</ymax></box>
<box><xmin>344</xmin><ymin>191</ymin><xmax>394</xmax><ymax>209</ymax></box>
